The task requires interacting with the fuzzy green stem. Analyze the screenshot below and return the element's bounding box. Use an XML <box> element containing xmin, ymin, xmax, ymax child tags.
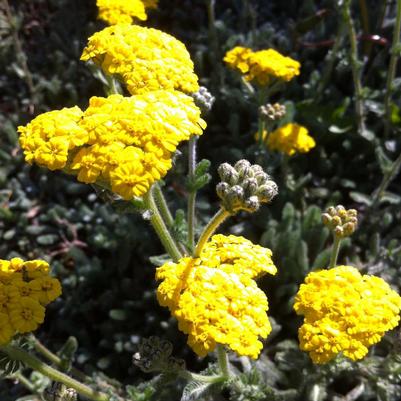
<box><xmin>179</xmin><ymin>370</ymin><xmax>225</xmax><ymax>384</ymax></box>
<box><xmin>30</xmin><ymin>335</ymin><xmax>89</xmax><ymax>382</ymax></box>
<box><xmin>217</xmin><ymin>345</ymin><xmax>230</xmax><ymax>378</ymax></box>
<box><xmin>341</xmin><ymin>1</ymin><xmax>366</xmax><ymax>136</ymax></box>
<box><xmin>194</xmin><ymin>208</ymin><xmax>230</xmax><ymax>257</ymax></box>
<box><xmin>143</xmin><ymin>188</ymin><xmax>182</xmax><ymax>262</ymax></box>
<box><xmin>153</xmin><ymin>184</ymin><xmax>174</xmax><ymax>228</ymax></box>
<box><xmin>13</xmin><ymin>371</ymin><xmax>39</xmax><ymax>394</ymax></box>
<box><xmin>384</xmin><ymin>0</ymin><xmax>401</xmax><ymax>137</ymax></box>
<box><xmin>257</xmin><ymin>87</ymin><xmax>268</xmax><ymax>147</ymax></box>
<box><xmin>0</xmin><ymin>345</ymin><xmax>109</xmax><ymax>401</ymax></box>
<box><xmin>371</xmin><ymin>151</ymin><xmax>401</xmax><ymax>208</ymax></box>
<box><xmin>329</xmin><ymin>235</ymin><xmax>342</xmax><ymax>268</ymax></box>
<box><xmin>316</xmin><ymin>22</ymin><xmax>345</xmax><ymax>100</ymax></box>
<box><xmin>188</xmin><ymin>136</ymin><xmax>198</xmax><ymax>252</ymax></box>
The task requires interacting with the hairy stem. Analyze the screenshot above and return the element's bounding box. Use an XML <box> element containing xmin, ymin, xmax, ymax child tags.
<box><xmin>188</xmin><ymin>136</ymin><xmax>198</xmax><ymax>252</ymax></box>
<box><xmin>371</xmin><ymin>151</ymin><xmax>401</xmax><ymax>208</ymax></box>
<box><xmin>31</xmin><ymin>335</ymin><xmax>89</xmax><ymax>382</ymax></box>
<box><xmin>0</xmin><ymin>345</ymin><xmax>109</xmax><ymax>401</ymax></box>
<box><xmin>329</xmin><ymin>235</ymin><xmax>342</xmax><ymax>268</ymax></box>
<box><xmin>341</xmin><ymin>1</ymin><xmax>366</xmax><ymax>136</ymax></box>
<box><xmin>384</xmin><ymin>0</ymin><xmax>401</xmax><ymax>137</ymax></box>
<box><xmin>179</xmin><ymin>370</ymin><xmax>225</xmax><ymax>384</ymax></box>
<box><xmin>194</xmin><ymin>208</ymin><xmax>230</xmax><ymax>257</ymax></box>
<box><xmin>153</xmin><ymin>183</ymin><xmax>174</xmax><ymax>228</ymax></box>
<box><xmin>143</xmin><ymin>187</ymin><xmax>182</xmax><ymax>262</ymax></box>
<box><xmin>217</xmin><ymin>345</ymin><xmax>230</xmax><ymax>378</ymax></box>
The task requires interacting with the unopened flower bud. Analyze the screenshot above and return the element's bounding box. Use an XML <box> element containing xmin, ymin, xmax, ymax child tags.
<box><xmin>243</xmin><ymin>196</ymin><xmax>260</xmax><ymax>212</ymax></box>
<box><xmin>259</xmin><ymin>103</ymin><xmax>286</xmax><ymax>122</ymax></box>
<box><xmin>332</xmin><ymin>216</ymin><xmax>342</xmax><ymax>227</ymax></box>
<box><xmin>216</xmin><ymin>160</ymin><xmax>278</xmax><ymax>213</ymax></box>
<box><xmin>327</xmin><ymin>206</ymin><xmax>336</xmax><ymax>216</ymax></box>
<box><xmin>242</xmin><ymin>178</ymin><xmax>258</xmax><ymax>197</ymax></box>
<box><xmin>343</xmin><ymin>222</ymin><xmax>356</xmax><ymax>236</ymax></box>
<box><xmin>216</xmin><ymin>182</ymin><xmax>230</xmax><ymax>199</ymax></box>
<box><xmin>321</xmin><ymin>213</ymin><xmax>332</xmax><ymax>226</ymax></box>
<box><xmin>323</xmin><ymin>205</ymin><xmax>359</xmax><ymax>238</ymax></box>
<box><xmin>334</xmin><ymin>226</ymin><xmax>344</xmax><ymax>237</ymax></box>
<box><xmin>192</xmin><ymin>86</ymin><xmax>215</xmax><ymax>113</ymax></box>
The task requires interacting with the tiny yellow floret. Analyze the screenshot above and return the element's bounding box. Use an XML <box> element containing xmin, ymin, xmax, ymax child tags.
<box><xmin>294</xmin><ymin>265</ymin><xmax>401</xmax><ymax>364</ymax></box>
<box><xmin>156</xmin><ymin>235</ymin><xmax>277</xmax><ymax>359</ymax></box>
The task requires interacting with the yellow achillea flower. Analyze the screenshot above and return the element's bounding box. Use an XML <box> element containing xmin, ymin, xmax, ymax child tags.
<box><xmin>81</xmin><ymin>24</ymin><xmax>199</xmax><ymax>95</ymax></box>
<box><xmin>0</xmin><ymin>258</ymin><xmax>62</xmax><ymax>344</ymax></box>
<box><xmin>97</xmin><ymin>0</ymin><xmax>150</xmax><ymax>25</ymax></box>
<box><xmin>18</xmin><ymin>91</ymin><xmax>206</xmax><ymax>200</ymax></box>
<box><xmin>224</xmin><ymin>47</ymin><xmax>300</xmax><ymax>86</ymax></box>
<box><xmin>156</xmin><ymin>235</ymin><xmax>277</xmax><ymax>359</ymax></box>
<box><xmin>294</xmin><ymin>266</ymin><xmax>401</xmax><ymax>364</ymax></box>
<box><xmin>264</xmin><ymin>123</ymin><xmax>315</xmax><ymax>156</ymax></box>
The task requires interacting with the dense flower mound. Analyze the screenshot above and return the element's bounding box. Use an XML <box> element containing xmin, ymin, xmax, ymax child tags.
<box><xmin>294</xmin><ymin>266</ymin><xmax>401</xmax><ymax>364</ymax></box>
<box><xmin>97</xmin><ymin>0</ymin><xmax>153</xmax><ymax>25</ymax></box>
<box><xmin>264</xmin><ymin>123</ymin><xmax>315</xmax><ymax>156</ymax></box>
<box><xmin>156</xmin><ymin>235</ymin><xmax>277</xmax><ymax>358</ymax></box>
<box><xmin>81</xmin><ymin>24</ymin><xmax>199</xmax><ymax>95</ymax></box>
<box><xmin>224</xmin><ymin>46</ymin><xmax>300</xmax><ymax>86</ymax></box>
<box><xmin>18</xmin><ymin>91</ymin><xmax>206</xmax><ymax>200</ymax></box>
<box><xmin>0</xmin><ymin>258</ymin><xmax>62</xmax><ymax>344</ymax></box>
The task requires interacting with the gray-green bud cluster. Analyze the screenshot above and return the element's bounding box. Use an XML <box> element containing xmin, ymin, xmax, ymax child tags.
<box><xmin>44</xmin><ymin>384</ymin><xmax>77</xmax><ymax>401</ymax></box>
<box><xmin>216</xmin><ymin>160</ymin><xmax>278</xmax><ymax>214</ymax></box>
<box><xmin>192</xmin><ymin>86</ymin><xmax>215</xmax><ymax>114</ymax></box>
<box><xmin>259</xmin><ymin>103</ymin><xmax>286</xmax><ymax>122</ymax></box>
<box><xmin>322</xmin><ymin>205</ymin><xmax>358</xmax><ymax>238</ymax></box>
<box><xmin>132</xmin><ymin>336</ymin><xmax>185</xmax><ymax>373</ymax></box>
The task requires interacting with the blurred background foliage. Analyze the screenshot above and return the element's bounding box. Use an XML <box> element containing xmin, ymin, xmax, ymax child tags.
<box><xmin>1</xmin><ymin>0</ymin><xmax>401</xmax><ymax>400</ymax></box>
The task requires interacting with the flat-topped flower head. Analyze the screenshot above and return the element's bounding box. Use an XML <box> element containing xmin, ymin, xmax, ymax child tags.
<box><xmin>18</xmin><ymin>91</ymin><xmax>206</xmax><ymax>200</ymax></box>
<box><xmin>224</xmin><ymin>47</ymin><xmax>300</xmax><ymax>86</ymax></box>
<box><xmin>294</xmin><ymin>266</ymin><xmax>401</xmax><ymax>364</ymax></box>
<box><xmin>265</xmin><ymin>123</ymin><xmax>315</xmax><ymax>156</ymax></box>
<box><xmin>0</xmin><ymin>258</ymin><xmax>62</xmax><ymax>344</ymax></box>
<box><xmin>96</xmin><ymin>0</ymin><xmax>157</xmax><ymax>25</ymax></box>
<box><xmin>81</xmin><ymin>24</ymin><xmax>199</xmax><ymax>95</ymax></box>
<box><xmin>156</xmin><ymin>235</ymin><xmax>277</xmax><ymax>359</ymax></box>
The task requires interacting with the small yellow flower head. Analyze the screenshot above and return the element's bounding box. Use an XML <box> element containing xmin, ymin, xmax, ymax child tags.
<box><xmin>81</xmin><ymin>24</ymin><xmax>199</xmax><ymax>95</ymax></box>
<box><xmin>156</xmin><ymin>235</ymin><xmax>277</xmax><ymax>359</ymax></box>
<box><xmin>97</xmin><ymin>0</ymin><xmax>151</xmax><ymax>25</ymax></box>
<box><xmin>223</xmin><ymin>46</ymin><xmax>253</xmax><ymax>74</ymax></box>
<box><xmin>18</xmin><ymin>107</ymin><xmax>88</xmax><ymax>171</ymax></box>
<box><xmin>224</xmin><ymin>47</ymin><xmax>300</xmax><ymax>86</ymax></box>
<box><xmin>265</xmin><ymin>123</ymin><xmax>315</xmax><ymax>156</ymax></box>
<box><xmin>0</xmin><ymin>258</ymin><xmax>62</xmax><ymax>344</ymax></box>
<box><xmin>18</xmin><ymin>92</ymin><xmax>205</xmax><ymax>200</ymax></box>
<box><xmin>294</xmin><ymin>266</ymin><xmax>401</xmax><ymax>364</ymax></box>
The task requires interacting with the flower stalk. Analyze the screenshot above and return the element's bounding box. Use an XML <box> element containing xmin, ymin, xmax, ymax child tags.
<box><xmin>0</xmin><ymin>345</ymin><xmax>109</xmax><ymax>401</ymax></box>
<box><xmin>188</xmin><ymin>136</ymin><xmax>198</xmax><ymax>251</ymax></box>
<box><xmin>329</xmin><ymin>235</ymin><xmax>342</xmax><ymax>268</ymax></box>
<box><xmin>341</xmin><ymin>0</ymin><xmax>366</xmax><ymax>137</ymax></box>
<box><xmin>384</xmin><ymin>0</ymin><xmax>401</xmax><ymax>137</ymax></box>
<box><xmin>217</xmin><ymin>345</ymin><xmax>231</xmax><ymax>378</ymax></box>
<box><xmin>194</xmin><ymin>208</ymin><xmax>230</xmax><ymax>257</ymax></box>
<box><xmin>143</xmin><ymin>188</ymin><xmax>183</xmax><ymax>262</ymax></box>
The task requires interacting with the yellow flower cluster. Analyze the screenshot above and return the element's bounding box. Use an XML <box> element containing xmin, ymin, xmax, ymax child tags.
<box><xmin>264</xmin><ymin>123</ymin><xmax>315</xmax><ymax>156</ymax></box>
<box><xmin>97</xmin><ymin>0</ymin><xmax>157</xmax><ymax>25</ymax></box>
<box><xmin>81</xmin><ymin>24</ymin><xmax>199</xmax><ymax>95</ymax></box>
<box><xmin>156</xmin><ymin>234</ymin><xmax>277</xmax><ymax>359</ymax></box>
<box><xmin>0</xmin><ymin>258</ymin><xmax>62</xmax><ymax>345</ymax></box>
<box><xmin>224</xmin><ymin>46</ymin><xmax>300</xmax><ymax>86</ymax></box>
<box><xmin>294</xmin><ymin>266</ymin><xmax>401</xmax><ymax>364</ymax></box>
<box><xmin>18</xmin><ymin>92</ymin><xmax>206</xmax><ymax>200</ymax></box>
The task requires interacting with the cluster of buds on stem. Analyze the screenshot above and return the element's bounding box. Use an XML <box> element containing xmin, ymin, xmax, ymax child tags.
<box><xmin>259</xmin><ymin>103</ymin><xmax>286</xmax><ymax>122</ymax></box>
<box><xmin>192</xmin><ymin>86</ymin><xmax>215</xmax><ymax>114</ymax></box>
<box><xmin>216</xmin><ymin>160</ymin><xmax>278</xmax><ymax>214</ymax></box>
<box><xmin>44</xmin><ymin>383</ymin><xmax>77</xmax><ymax>401</ymax></box>
<box><xmin>322</xmin><ymin>205</ymin><xmax>358</xmax><ymax>238</ymax></box>
<box><xmin>133</xmin><ymin>336</ymin><xmax>185</xmax><ymax>373</ymax></box>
